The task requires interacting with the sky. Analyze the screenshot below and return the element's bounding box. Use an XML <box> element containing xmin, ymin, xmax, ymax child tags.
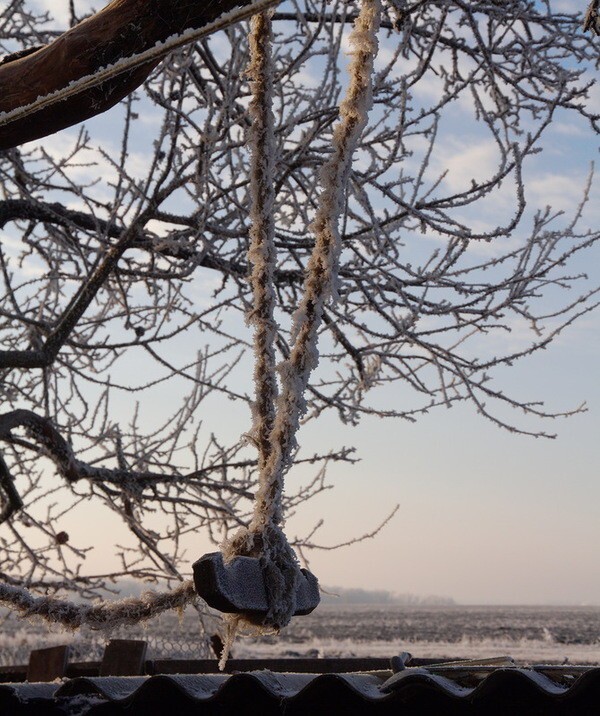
<box><xmin>5</xmin><ymin>0</ymin><xmax>600</xmax><ymax>606</ymax></box>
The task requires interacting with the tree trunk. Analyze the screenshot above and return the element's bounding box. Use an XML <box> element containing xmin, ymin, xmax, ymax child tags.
<box><xmin>0</xmin><ymin>0</ymin><xmax>255</xmax><ymax>150</ymax></box>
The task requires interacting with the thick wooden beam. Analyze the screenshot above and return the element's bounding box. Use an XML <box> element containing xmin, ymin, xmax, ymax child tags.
<box><xmin>0</xmin><ymin>0</ymin><xmax>257</xmax><ymax>150</ymax></box>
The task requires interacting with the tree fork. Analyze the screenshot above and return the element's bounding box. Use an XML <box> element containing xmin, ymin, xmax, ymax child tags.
<box><xmin>0</xmin><ymin>0</ymin><xmax>269</xmax><ymax>150</ymax></box>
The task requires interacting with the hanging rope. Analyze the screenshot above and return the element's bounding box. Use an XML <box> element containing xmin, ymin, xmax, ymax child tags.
<box><xmin>220</xmin><ymin>0</ymin><xmax>382</xmax><ymax>657</ymax></box>
<box><xmin>268</xmin><ymin>0</ymin><xmax>382</xmax><ymax>483</ymax></box>
<box><xmin>221</xmin><ymin>8</ymin><xmax>301</xmax><ymax>639</ymax></box>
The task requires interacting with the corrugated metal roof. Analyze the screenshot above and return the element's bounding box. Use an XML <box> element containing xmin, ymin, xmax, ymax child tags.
<box><xmin>2</xmin><ymin>666</ymin><xmax>600</xmax><ymax>715</ymax></box>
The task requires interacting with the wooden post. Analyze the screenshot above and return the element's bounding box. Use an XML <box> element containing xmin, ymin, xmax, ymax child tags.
<box><xmin>100</xmin><ymin>639</ymin><xmax>148</xmax><ymax>677</ymax></box>
<box><xmin>26</xmin><ymin>645</ymin><xmax>70</xmax><ymax>682</ymax></box>
<box><xmin>0</xmin><ymin>0</ymin><xmax>260</xmax><ymax>150</ymax></box>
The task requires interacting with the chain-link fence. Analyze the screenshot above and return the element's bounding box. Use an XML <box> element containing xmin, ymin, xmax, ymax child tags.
<box><xmin>0</xmin><ymin>609</ymin><xmax>217</xmax><ymax>667</ymax></box>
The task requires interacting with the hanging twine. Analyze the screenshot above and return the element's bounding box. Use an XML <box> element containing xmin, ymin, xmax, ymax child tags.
<box><xmin>221</xmin><ymin>9</ymin><xmax>301</xmax><ymax>636</ymax></box>
<box><xmin>222</xmin><ymin>0</ymin><xmax>382</xmax><ymax>645</ymax></box>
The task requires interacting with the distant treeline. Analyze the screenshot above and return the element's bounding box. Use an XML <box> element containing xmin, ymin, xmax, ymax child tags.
<box><xmin>320</xmin><ymin>587</ymin><xmax>455</xmax><ymax>606</ymax></box>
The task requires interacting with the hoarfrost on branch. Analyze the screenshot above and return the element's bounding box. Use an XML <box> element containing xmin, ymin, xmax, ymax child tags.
<box><xmin>0</xmin><ymin>0</ymin><xmax>598</xmax><ymax>644</ymax></box>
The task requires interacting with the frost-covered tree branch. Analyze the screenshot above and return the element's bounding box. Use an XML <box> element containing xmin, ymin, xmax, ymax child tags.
<box><xmin>0</xmin><ymin>0</ymin><xmax>598</xmax><ymax>637</ymax></box>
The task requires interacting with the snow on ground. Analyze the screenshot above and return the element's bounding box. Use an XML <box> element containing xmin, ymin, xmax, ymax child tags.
<box><xmin>237</xmin><ymin>637</ymin><xmax>600</xmax><ymax>664</ymax></box>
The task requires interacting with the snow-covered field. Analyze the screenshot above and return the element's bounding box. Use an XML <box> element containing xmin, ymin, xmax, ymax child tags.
<box><xmin>237</xmin><ymin>635</ymin><xmax>600</xmax><ymax>664</ymax></box>
<box><xmin>237</xmin><ymin>604</ymin><xmax>600</xmax><ymax>664</ymax></box>
<box><xmin>2</xmin><ymin>604</ymin><xmax>599</xmax><ymax>666</ymax></box>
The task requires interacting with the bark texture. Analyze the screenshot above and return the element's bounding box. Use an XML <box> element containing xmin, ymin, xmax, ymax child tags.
<box><xmin>0</xmin><ymin>0</ymin><xmax>252</xmax><ymax>150</ymax></box>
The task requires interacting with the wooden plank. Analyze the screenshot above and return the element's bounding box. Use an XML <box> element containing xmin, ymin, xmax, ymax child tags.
<box><xmin>147</xmin><ymin>656</ymin><xmax>459</xmax><ymax>675</ymax></box>
<box><xmin>0</xmin><ymin>664</ymin><xmax>27</xmax><ymax>683</ymax></box>
<box><xmin>148</xmin><ymin>657</ymin><xmax>393</xmax><ymax>675</ymax></box>
<box><xmin>0</xmin><ymin>0</ymin><xmax>262</xmax><ymax>150</ymax></box>
<box><xmin>3</xmin><ymin>654</ymin><xmax>464</xmax><ymax>682</ymax></box>
<box><xmin>26</xmin><ymin>645</ymin><xmax>70</xmax><ymax>682</ymax></box>
<box><xmin>100</xmin><ymin>639</ymin><xmax>148</xmax><ymax>677</ymax></box>
<box><xmin>65</xmin><ymin>661</ymin><xmax>101</xmax><ymax>678</ymax></box>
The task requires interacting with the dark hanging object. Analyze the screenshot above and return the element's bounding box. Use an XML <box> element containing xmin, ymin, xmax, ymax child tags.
<box><xmin>193</xmin><ymin>552</ymin><xmax>320</xmax><ymax>622</ymax></box>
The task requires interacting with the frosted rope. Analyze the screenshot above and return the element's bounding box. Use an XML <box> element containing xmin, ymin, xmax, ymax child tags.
<box><xmin>245</xmin><ymin>10</ymin><xmax>280</xmax><ymax>495</ymax></box>
<box><xmin>0</xmin><ymin>580</ymin><xmax>195</xmax><ymax>630</ymax></box>
<box><xmin>584</xmin><ymin>0</ymin><xmax>600</xmax><ymax>34</ymax></box>
<box><xmin>222</xmin><ymin>0</ymin><xmax>381</xmax><ymax>636</ymax></box>
<box><xmin>262</xmin><ymin>0</ymin><xmax>382</xmax><ymax>529</ymax></box>
<box><xmin>221</xmin><ymin>11</ymin><xmax>301</xmax><ymax>638</ymax></box>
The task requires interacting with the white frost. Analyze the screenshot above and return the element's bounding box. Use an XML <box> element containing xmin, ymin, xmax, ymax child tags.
<box><xmin>0</xmin><ymin>580</ymin><xmax>195</xmax><ymax>630</ymax></box>
<box><xmin>222</xmin><ymin>0</ymin><xmax>382</xmax><ymax>648</ymax></box>
<box><xmin>0</xmin><ymin>0</ymin><xmax>281</xmax><ymax>130</ymax></box>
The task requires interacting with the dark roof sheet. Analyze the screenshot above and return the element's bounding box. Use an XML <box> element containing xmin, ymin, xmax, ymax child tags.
<box><xmin>2</xmin><ymin>667</ymin><xmax>600</xmax><ymax>715</ymax></box>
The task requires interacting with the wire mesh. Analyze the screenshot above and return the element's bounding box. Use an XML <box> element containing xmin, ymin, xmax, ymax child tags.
<box><xmin>0</xmin><ymin>609</ymin><xmax>215</xmax><ymax>666</ymax></box>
